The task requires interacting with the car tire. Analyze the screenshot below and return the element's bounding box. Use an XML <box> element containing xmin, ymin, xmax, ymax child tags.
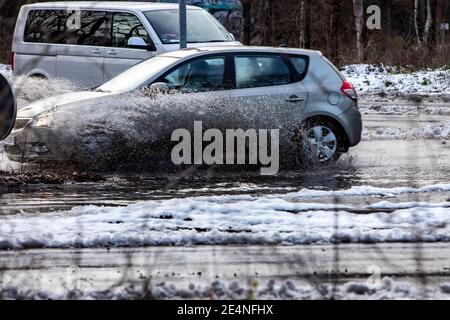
<box><xmin>295</xmin><ymin>118</ymin><xmax>347</xmax><ymax>165</ymax></box>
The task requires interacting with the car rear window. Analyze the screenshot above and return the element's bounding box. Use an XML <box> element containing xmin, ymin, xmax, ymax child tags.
<box><xmin>291</xmin><ymin>57</ymin><xmax>307</xmax><ymax>76</ymax></box>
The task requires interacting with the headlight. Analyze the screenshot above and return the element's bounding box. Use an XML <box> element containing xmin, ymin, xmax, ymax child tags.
<box><xmin>28</xmin><ymin>143</ymin><xmax>49</xmax><ymax>154</ymax></box>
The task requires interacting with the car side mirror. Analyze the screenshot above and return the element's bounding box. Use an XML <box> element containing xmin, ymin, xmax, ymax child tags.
<box><xmin>149</xmin><ymin>82</ymin><xmax>171</xmax><ymax>94</ymax></box>
<box><xmin>128</xmin><ymin>37</ymin><xmax>156</xmax><ymax>51</ymax></box>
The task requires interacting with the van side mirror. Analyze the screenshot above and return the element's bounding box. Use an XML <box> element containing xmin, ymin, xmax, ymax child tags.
<box><xmin>128</xmin><ymin>37</ymin><xmax>156</xmax><ymax>51</ymax></box>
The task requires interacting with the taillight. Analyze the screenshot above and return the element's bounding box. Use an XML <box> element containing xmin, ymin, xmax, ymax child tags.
<box><xmin>341</xmin><ymin>80</ymin><xmax>357</xmax><ymax>101</ymax></box>
<box><xmin>10</xmin><ymin>52</ymin><xmax>14</xmax><ymax>72</ymax></box>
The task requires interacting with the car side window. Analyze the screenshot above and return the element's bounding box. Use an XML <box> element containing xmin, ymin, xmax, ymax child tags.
<box><xmin>234</xmin><ymin>55</ymin><xmax>291</xmax><ymax>89</ymax></box>
<box><xmin>24</xmin><ymin>9</ymin><xmax>111</xmax><ymax>46</ymax></box>
<box><xmin>112</xmin><ymin>12</ymin><xmax>152</xmax><ymax>48</ymax></box>
<box><xmin>161</xmin><ymin>56</ymin><xmax>226</xmax><ymax>93</ymax></box>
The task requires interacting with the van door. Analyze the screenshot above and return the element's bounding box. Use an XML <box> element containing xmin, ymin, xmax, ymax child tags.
<box><xmin>56</xmin><ymin>10</ymin><xmax>110</xmax><ymax>87</ymax></box>
<box><xmin>103</xmin><ymin>12</ymin><xmax>157</xmax><ymax>82</ymax></box>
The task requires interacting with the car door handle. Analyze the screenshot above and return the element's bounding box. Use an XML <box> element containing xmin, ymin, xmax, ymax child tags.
<box><xmin>107</xmin><ymin>50</ymin><xmax>118</xmax><ymax>56</ymax></box>
<box><xmin>286</xmin><ymin>95</ymin><xmax>305</xmax><ymax>103</ymax></box>
<box><xmin>92</xmin><ymin>49</ymin><xmax>102</xmax><ymax>55</ymax></box>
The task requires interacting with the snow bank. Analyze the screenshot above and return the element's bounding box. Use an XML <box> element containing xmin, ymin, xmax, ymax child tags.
<box><xmin>1</xmin><ymin>277</ymin><xmax>449</xmax><ymax>300</ymax></box>
<box><xmin>1</xmin><ymin>183</ymin><xmax>449</xmax><ymax>249</ymax></box>
<box><xmin>343</xmin><ymin>64</ymin><xmax>450</xmax><ymax>97</ymax></box>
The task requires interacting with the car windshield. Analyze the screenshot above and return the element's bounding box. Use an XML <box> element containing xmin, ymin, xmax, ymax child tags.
<box><xmin>96</xmin><ymin>56</ymin><xmax>178</xmax><ymax>93</ymax></box>
<box><xmin>144</xmin><ymin>9</ymin><xmax>234</xmax><ymax>44</ymax></box>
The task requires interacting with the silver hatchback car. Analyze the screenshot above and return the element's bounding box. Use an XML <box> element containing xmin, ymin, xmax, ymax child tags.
<box><xmin>5</xmin><ymin>46</ymin><xmax>362</xmax><ymax>167</ymax></box>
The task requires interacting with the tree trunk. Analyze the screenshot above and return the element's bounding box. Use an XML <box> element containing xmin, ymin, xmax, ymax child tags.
<box><xmin>304</xmin><ymin>0</ymin><xmax>311</xmax><ymax>49</ymax></box>
<box><xmin>415</xmin><ymin>0</ymin><xmax>434</xmax><ymax>47</ymax></box>
<box><xmin>261</xmin><ymin>0</ymin><xmax>273</xmax><ymax>45</ymax></box>
<box><xmin>330</xmin><ymin>0</ymin><xmax>341</xmax><ymax>65</ymax></box>
<box><xmin>242</xmin><ymin>0</ymin><xmax>252</xmax><ymax>45</ymax></box>
<box><xmin>297</xmin><ymin>0</ymin><xmax>305</xmax><ymax>48</ymax></box>
<box><xmin>423</xmin><ymin>0</ymin><xmax>433</xmax><ymax>46</ymax></box>
<box><xmin>353</xmin><ymin>0</ymin><xmax>366</xmax><ymax>62</ymax></box>
<box><xmin>415</xmin><ymin>0</ymin><xmax>422</xmax><ymax>46</ymax></box>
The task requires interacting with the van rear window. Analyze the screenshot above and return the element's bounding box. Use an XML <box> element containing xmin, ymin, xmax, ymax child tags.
<box><xmin>24</xmin><ymin>9</ymin><xmax>111</xmax><ymax>46</ymax></box>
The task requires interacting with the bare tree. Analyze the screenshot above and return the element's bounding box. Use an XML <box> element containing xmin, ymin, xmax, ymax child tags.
<box><xmin>330</xmin><ymin>0</ymin><xmax>341</xmax><ymax>64</ymax></box>
<box><xmin>415</xmin><ymin>0</ymin><xmax>434</xmax><ymax>47</ymax></box>
<box><xmin>353</xmin><ymin>0</ymin><xmax>366</xmax><ymax>62</ymax></box>
<box><xmin>304</xmin><ymin>0</ymin><xmax>312</xmax><ymax>49</ymax></box>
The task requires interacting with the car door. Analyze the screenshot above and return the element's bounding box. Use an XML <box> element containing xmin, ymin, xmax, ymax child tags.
<box><xmin>152</xmin><ymin>54</ymin><xmax>232</xmax><ymax>138</ymax></box>
<box><xmin>103</xmin><ymin>12</ymin><xmax>157</xmax><ymax>82</ymax></box>
<box><xmin>56</xmin><ymin>10</ymin><xmax>110</xmax><ymax>87</ymax></box>
<box><xmin>227</xmin><ymin>53</ymin><xmax>308</xmax><ymax>132</ymax></box>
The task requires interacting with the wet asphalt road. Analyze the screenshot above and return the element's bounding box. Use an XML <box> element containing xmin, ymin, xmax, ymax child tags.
<box><xmin>0</xmin><ymin>137</ymin><xmax>449</xmax><ymax>215</ymax></box>
<box><xmin>1</xmin><ymin>100</ymin><xmax>449</xmax><ymax>214</ymax></box>
<box><xmin>1</xmin><ymin>243</ymin><xmax>450</xmax><ymax>297</ymax></box>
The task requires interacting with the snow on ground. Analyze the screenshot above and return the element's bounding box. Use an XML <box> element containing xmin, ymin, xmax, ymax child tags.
<box><xmin>1</xmin><ymin>183</ymin><xmax>449</xmax><ymax>249</ymax></box>
<box><xmin>1</xmin><ymin>277</ymin><xmax>450</xmax><ymax>300</ymax></box>
<box><xmin>343</xmin><ymin>64</ymin><xmax>450</xmax><ymax>97</ymax></box>
<box><xmin>363</xmin><ymin>122</ymin><xmax>450</xmax><ymax>140</ymax></box>
<box><xmin>359</xmin><ymin>103</ymin><xmax>450</xmax><ymax>116</ymax></box>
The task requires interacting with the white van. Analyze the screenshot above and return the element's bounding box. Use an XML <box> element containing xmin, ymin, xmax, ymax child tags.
<box><xmin>11</xmin><ymin>1</ymin><xmax>240</xmax><ymax>87</ymax></box>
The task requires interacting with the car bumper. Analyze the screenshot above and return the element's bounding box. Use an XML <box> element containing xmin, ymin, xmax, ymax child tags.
<box><xmin>3</xmin><ymin>128</ymin><xmax>54</xmax><ymax>163</ymax></box>
<box><xmin>338</xmin><ymin>105</ymin><xmax>362</xmax><ymax>147</ymax></box>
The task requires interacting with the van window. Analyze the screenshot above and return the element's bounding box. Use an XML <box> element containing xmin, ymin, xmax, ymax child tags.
<box><xmin>144</xmin><ymin>9</ymin><xmax>233</xmax><ymax>44</ymax></box>
<box><xmin>66</xmin><ymin>11</ymin><xmax>110</xmax><ymax>46</ymax></box>
<box><xmin>112</xmin><ymin>12</ymin><xmax>151</xmax><ymax>48</ymax></box>
<box><xmin>24</xmin><ymin>10</ymin><xmax>70</xmax><ymax>44</ymax></box>
<box><xmin>234</xmin><ymin>55</ymin><xmax>291</xmax><ymax>89</ymax></box>
<box><xmin>24</xmin><ymin>9</ymin><xmax>111</xmax><ymax>47</ymax></box>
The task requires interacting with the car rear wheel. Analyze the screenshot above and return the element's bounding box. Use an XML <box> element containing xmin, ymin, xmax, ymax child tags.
<box><xmin>297</xmin><ymin>119</ymin><xmax>347</xmax><ymax>164</ymax></box>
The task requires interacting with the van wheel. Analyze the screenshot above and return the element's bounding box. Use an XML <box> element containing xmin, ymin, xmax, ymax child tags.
<box><xmin>296</xmin><ymin>119</ymin><xmax>347</xmax><ymax>164</ymax></box>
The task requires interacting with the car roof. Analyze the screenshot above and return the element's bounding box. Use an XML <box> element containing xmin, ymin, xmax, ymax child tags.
<box><xmin>23</xmin><ymin>1</ymin><xmax>201</xmax><ymax>11</ymax></box>
<box><xmin>159</xmin><ymin>46</ymin><xmax>322</xmax><ymax>59</ymax></box>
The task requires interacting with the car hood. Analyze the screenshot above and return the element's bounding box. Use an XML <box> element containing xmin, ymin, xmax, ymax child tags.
<box><xmin>17</xmin><ymin>91</ymin><xmax>114</xmax><ymax>119</ymax></box>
